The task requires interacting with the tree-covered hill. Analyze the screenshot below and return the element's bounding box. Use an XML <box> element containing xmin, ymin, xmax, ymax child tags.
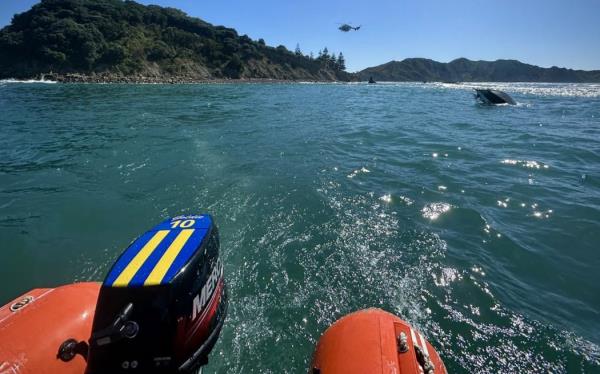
<box><xmin>3</xmin><ymin>1</ymin><xmax>597</xmax><ymax>83</ymax></box>
<box><xmin>358</xmin><ymin>58</ymin><xmax>600</xmax><ymax>83</ymax></box>
<box><xmin>0</xmin><ymin>0</ymin><xmax>352</xmax><ymax>81</ymax></box>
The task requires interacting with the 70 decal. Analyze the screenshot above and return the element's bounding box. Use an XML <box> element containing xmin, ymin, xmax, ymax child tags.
<box><xmin>170</xmin><ymin>219</ymin><xmax>196</xmax><ymax>229</ymax></box>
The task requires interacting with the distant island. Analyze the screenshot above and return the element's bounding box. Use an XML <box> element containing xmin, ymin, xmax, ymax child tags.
<box><xmin>1</xmin><ymin>0</ymin><xmax>599</xmax><ymax>83</ymax></box>
<box><xmin>0</xmin><ymin>0</ymin><xmax>351</xmax><ymax>83</ymax></box>
<box><xmin>358</xmin><ymin>58</ymin><xmax>600</xmax><ymax>83</ymax></box>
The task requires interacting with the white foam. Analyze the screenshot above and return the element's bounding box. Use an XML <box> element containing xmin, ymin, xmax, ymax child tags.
<box><xmin>0</xmin><ymin>78</ymin><xmax>57</xmax><ymax>84</ymax></box>
<box><xmin>429</xmin><ymin>81</ymin><xmax>600</xmax><ymax>98</ymax></box>
<box><xmin>422</xmin><ymin>202</ymin><xmax>452</xmax><ymax>220</ymax></box>
<box><xmin>501</xmin><ymin>159</ymin><xmax>550</xmax><ymax>169</ymax></box>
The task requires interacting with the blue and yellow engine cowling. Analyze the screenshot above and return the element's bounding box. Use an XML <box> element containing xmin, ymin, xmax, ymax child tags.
<box><xmin>0</xmin><ymin>215</ymin><xmax>227</xmax><ymax>374</ymax></box>
<box><xmin>86</xmin><ymin>215</ymin><xmax>227</xmax><ymax>374</ymax></box>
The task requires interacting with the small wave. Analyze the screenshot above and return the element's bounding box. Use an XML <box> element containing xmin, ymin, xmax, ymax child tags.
<box><xmin>422</xmin><ymin>202</ymin><xmax>452</xmax><ymax>220</ymax></box>
<box><xmin>0</xmin><ymin>78</ymin><xmax>57</xmax><ymax>84</ymax></box>
<box><xmin>433</xmin><ymin>267</ymin><xmax>463</xmax><ymax>287</ymax></box>
<box><xmin>379</xmin><ymin>194</ymin><xmax>392</xmax><ymax>203</ymax></box>
<box><xmin>501</xmin><ymin>159</ymin><xmax>550</xmax><ymax>169</ymax></box>
<box><xmin>378</xmin><ymin>194</ymin><xmax>415</xmax><ymax>206</ymax></box>
<box><xmin>347</xmin><ymin>166</ymin><xmax>370</xmax><ymax>178</ymax></box>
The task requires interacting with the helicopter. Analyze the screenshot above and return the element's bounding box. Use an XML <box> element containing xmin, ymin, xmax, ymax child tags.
<box><xmin>338</xmin><ymin>23</ymin><xmax>361</xmax><ymax>32</ymax></box>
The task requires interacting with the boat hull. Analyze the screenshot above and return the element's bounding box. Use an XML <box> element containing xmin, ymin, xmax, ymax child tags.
<box><xmin>475</xmin><ymin>89</ymin><xmax>516</xmax><ymax>105</ymax></box>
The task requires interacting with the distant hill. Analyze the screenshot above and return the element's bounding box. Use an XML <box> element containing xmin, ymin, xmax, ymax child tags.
<box><xmin>0</xmin><ymin>0</ymin><xmax>351</xmax><ymax>81</ymax></box>
<box><xmin>358</xmin><ymin>58</ymin><xmax>600</xmax><ymax>83</ymax></box>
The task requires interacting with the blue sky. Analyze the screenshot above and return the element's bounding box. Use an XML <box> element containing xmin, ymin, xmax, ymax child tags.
<box><xmin>1</xmin><ymin>0</ymin><xmax>599</xmax><ymax>72</ymax></box>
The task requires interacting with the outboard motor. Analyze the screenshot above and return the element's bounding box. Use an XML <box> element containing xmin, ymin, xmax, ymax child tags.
<box><xmin>85</xmin><ymin>215</ymin><xmax>227</xmax><ymax>374</ymax></box>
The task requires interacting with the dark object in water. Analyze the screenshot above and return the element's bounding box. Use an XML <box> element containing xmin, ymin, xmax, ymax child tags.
<box><xmin>474</xmin><ymin>89</ymin><xmax>516</xmax><ymax>105</ymax></box>
<box><xmin>368</xmin><ymin>76</ymin><xmax>376</xmax><ymax>84</ymax></box>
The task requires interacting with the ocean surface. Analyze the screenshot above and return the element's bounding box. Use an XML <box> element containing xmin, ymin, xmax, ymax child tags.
<box><xmin>0</xmin><ymin>81</ymin><xmax>599</xmax><ymax>373</ymax></box>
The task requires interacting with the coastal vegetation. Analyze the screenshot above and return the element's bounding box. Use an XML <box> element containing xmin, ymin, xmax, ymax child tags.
<box><xmin>358</xmin><ymin>58</ymin><xmax>600</xmax><ymax>83</ymax></box>
<box><xmin>1</xmin><ymin>0</ymin><xmax>599</xmax><ymax>82</ymax></box>
<box><xmin>0</xmin><ymin>0</ymin><xmax>352</xmax><ymax>81</ymax></box>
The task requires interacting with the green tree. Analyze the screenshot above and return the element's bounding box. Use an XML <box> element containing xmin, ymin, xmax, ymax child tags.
<box><xmin>100</xmin><ymin>43</ymin><xmax>126</xmax><ymax>64</ymax></box>
<box><xmin>336</xmin><ymin>52</ymin><xmax>346</xmax><ymax>71</ymax></box>
<box><xmin>0</xmin><ymin>0</ymin><xmax>351</xmax><ymax>80</ymax></box>
<box><xmin>223</xmin><ymin>54</ymin><xmax>243</xmax><ymax>78</ymax></box>
<box><xmin>329</xmin><ymin>52</ymin><xmax>336</xmax><ymax>68</ymax></box>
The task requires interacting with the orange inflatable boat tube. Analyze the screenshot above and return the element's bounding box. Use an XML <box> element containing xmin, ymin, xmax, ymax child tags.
<box><xmin>0</xmin><ymin>283</ymin><xmax>100</xmax><ymax>374</ymax></box>
<box><xmin>311</xmin><ymin>308</ymin><xmax>447</xmax><ymax>374</ymax></box>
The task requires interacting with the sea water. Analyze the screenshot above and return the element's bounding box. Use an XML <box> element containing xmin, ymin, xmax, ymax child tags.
<box><xmin>0</xmin><ymin>81</ymin><xmax>599</xmax><ymax>372</ymax></box>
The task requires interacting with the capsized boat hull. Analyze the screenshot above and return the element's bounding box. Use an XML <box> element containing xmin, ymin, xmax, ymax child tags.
<box><xmin>474</xmin><ymin>88</ymin><xmax>516</xmax><ymax>105</ymax></box>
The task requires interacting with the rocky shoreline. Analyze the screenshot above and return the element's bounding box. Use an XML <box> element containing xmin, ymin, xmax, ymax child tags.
<box><xmin>30</xmin><ymin>72</ymin><xmax>340</xmax><ymax>84</ymax></box>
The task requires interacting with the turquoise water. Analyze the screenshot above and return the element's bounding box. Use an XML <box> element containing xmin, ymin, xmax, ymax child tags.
<box><xmin>1</xmin><ymin>81</ymin><xmax>599</xmax><ymax>372</ymax></box>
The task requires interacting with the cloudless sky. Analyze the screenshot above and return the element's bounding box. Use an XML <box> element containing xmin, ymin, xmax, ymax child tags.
<box><xmin>1</xmin><ymin>0</ymin><xmax>599</xmax><ymax>72</ymax></box>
